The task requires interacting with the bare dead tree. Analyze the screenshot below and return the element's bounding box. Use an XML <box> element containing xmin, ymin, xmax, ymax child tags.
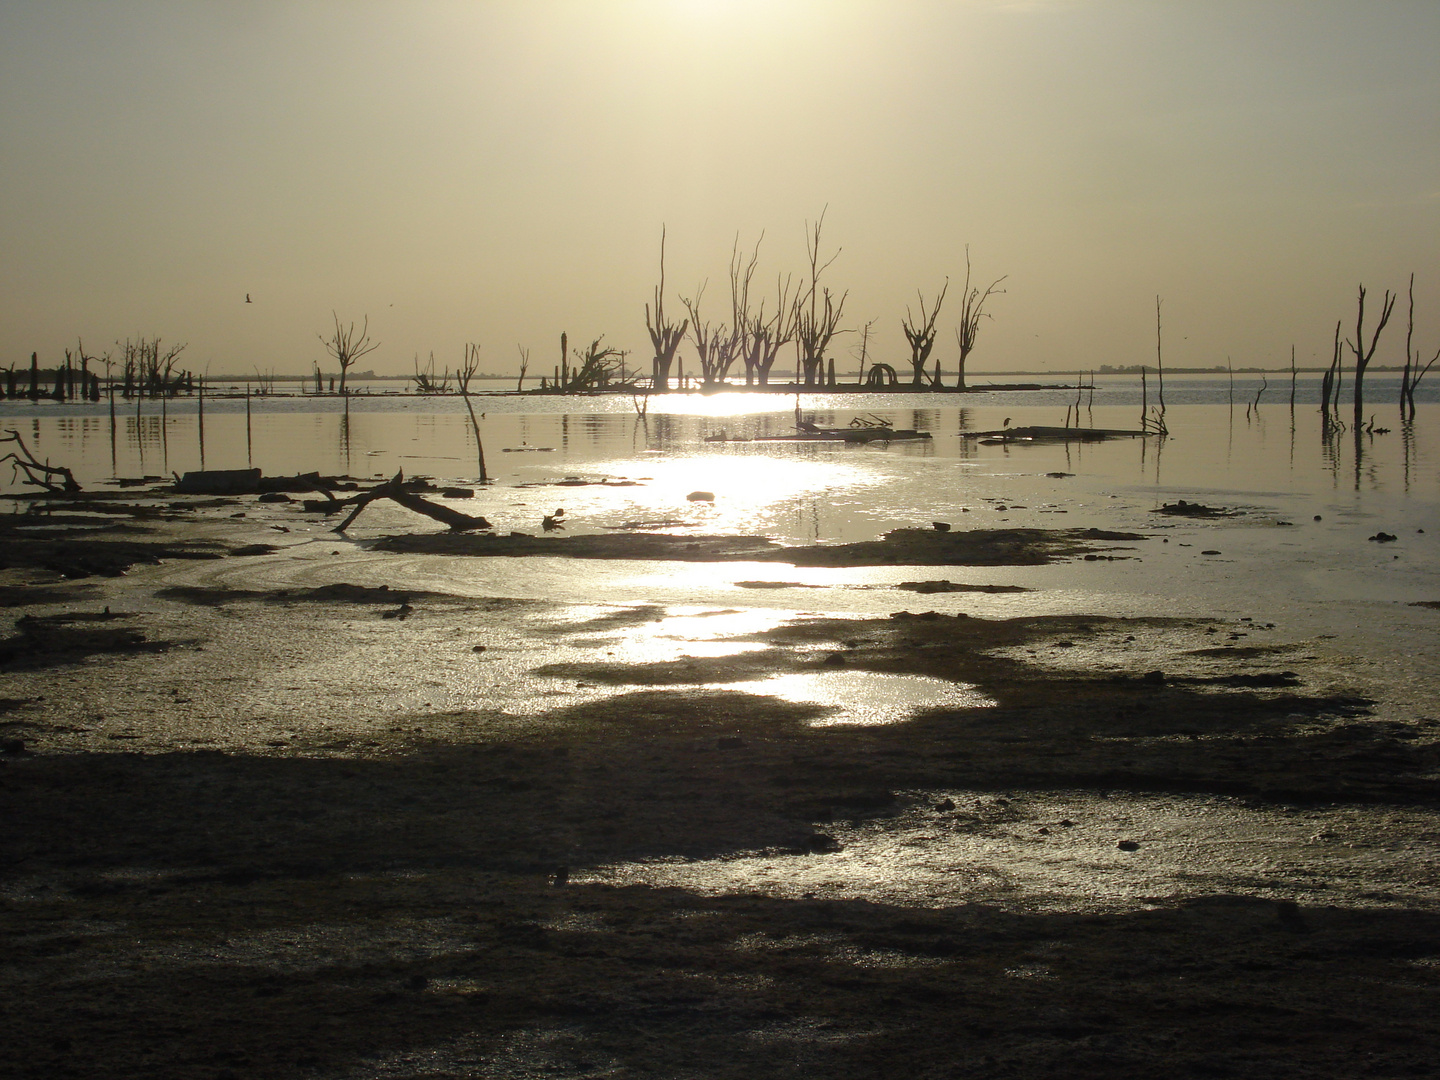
<box><xmin>516</xmin><ymin>345</ymin><xmax>530</xmax><ymax>393</ymax></box>
<box><xmin>1401</xmin><ymin>274</ymin><xmax>1415</xmax><ymax>420</ymax></box>
<box><xmin>1410</xmin><ymin>347</ymin><xmax>1440</xmax><ymax>421</ymax></box>
<box><xmin>724</xmin><ymin>237</ymin><xmax>760</xmax><ymax>390</ymax></box>
<box><xmin>795</xmin><ymin>208</ymin><xmax>848</xmax><ymax>387</ymax></box>
<box><xmin>1154</xmin><ymin>295</ymin><xmax>1166</xmax><ymax>420</ymax></box>
<box><xmin>567</xmin><ymin>337</ymin><xmax>625</xmax><ymax>390</ymax></box>
<box><xmin>952</xmin><ymin>248</ymin><xmax>1006</xmax><ymax>391</ymax></box>
<box><xmin>320</xmin><ymin>312</ymin><xmax>380</xmax><ymax>396</ymax></box>
<box><xmin>854</xmin><ymin>319</ymin><xmax>875</xmax><ymax>387</ymax></box>
<box><xmin>1320</xmin><ymin>322</ymin><xmax>1343</xmax><ymax>431</ymax></box>
<box><xmin>411</xmin><ymin>352</ymin><xmax>449</xmax><ymax>394</ymax></box>
<box><xmin>750</xmin><ymin>274</ymin><xmax>800</xmax><ymax>387</ymax></box>
<box><xmin>903</xmin><ymin>280</ymin><xmax>949</xmax><ymax>387</ymax></box>
<box><xmin>682</xmin><ymin>272</ymin><xmax>742</xmax><ymax>390</ymax></box>
<box><xmin>1346</xmin><ymin>284</ymin><xmax>1397</xmax><ymax>432</ymax></box>
<box><xmin>646</xmin><ymin>226</ymin><xmax>689</xmax><ymax>392</ymax></box>
<box><xmin>458</xmin><ymin>342</ymin><xmax>489</xmax><ymax>481</ymax></box>
<box><xmin>1398</xmin><ymin>274</ymin><xmax>1436</xmax><ymax>422</ymax></box>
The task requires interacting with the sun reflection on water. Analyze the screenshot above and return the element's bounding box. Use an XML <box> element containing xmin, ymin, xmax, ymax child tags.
<box><xmin>727</xmin><ymin>671</ymin><xmax>995</xmax><ymax>726</ymax></box>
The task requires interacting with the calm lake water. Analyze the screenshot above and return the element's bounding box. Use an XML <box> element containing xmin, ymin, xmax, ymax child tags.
<box><xmin>5</xmin><ymin>374</ymin><xmax>1438</xmax><ymax>721</ymax></box>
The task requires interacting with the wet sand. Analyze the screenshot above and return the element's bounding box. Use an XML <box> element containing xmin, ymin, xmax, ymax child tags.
<box><xmin>3</xmin><ymin>488</ymin><xmax>1439</xmax><ymax>1079</ymax></box>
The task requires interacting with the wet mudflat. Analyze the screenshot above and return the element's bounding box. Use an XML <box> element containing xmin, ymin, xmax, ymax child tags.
<box><xmin>3</xmin><ymin>481</ymin><xmax>1440</xmax><ymax>1079</ymax></box>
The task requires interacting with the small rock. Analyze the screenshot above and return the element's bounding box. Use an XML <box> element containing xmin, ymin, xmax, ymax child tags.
<box><xmin>687</xmin><ymin>490</ymin><xmax>715</xmax><ymax>502</ymax></box>
<box><xmin>1060</xmin><ymin>819</ymin><xmax>1074</xmax><ymax>828</ymax></box>
<box><xmin>1369</xmin><ymin>532</ymin><xmax>1398</xmax><ymax>543</ymax></box>
<box><xmin>1117</xmin><ymin>839</ymin><xmax>1140</xmax><ymax>851</ymax></box>
<box><xmin>1047</xmin><ymin>472</ymin><xmax>1073</xmax><ymax>478</ymax></box>
<box><xmin>1314</xmin><ymin>515</ymin><xmax>1322</xmax><ymax>521</ymax></box>
<box><xmin>1201</xmin><ymin>549</ymin><xmax>1221</xmax><ymax>555</ymax></box>
<box><xmin>822</xmin><ymin>652</ymin><xmax>846</xmax><ymax>667</ymax></box>
<box><xmin>256</xmin><ymin>491</ymin><xmax>291</xmax><ymax>503</ymax></box>
<box><xmin>0</xmin><ymin>738</ymin><xmax>26</xmax><ymax>755</ymax></box>
<box><xmin>407</xmin><ymin>974</ymin><xmax>430</xmax><ymax>989</ymax></box>
<box><xmin>935</xmin><ymin>798</ymin><xmax>956</xmax><ymax>812</ymax></box>
<box><xmin>932</xmin><ymin>521</ymin><xmax>951</xmax><ymax>532</ymax></box>
<box><xmin>803</xmin><ymin>833</ymin><xmax>843</xmax><ymax>854</ymax></box>
<box><xmin>1141</xmin><ymin>670</ymin><xmax>1165</xmax><ymax>684</ymax></box>
<box><xmin>472</xmin><ymin>644</ymin><xmax>487</xmax><ymax>653</ymax></box>
<box><xmin>442</xmin><ymin>487</ymin><xmax>474</xmax><ymax>499</ymax></box>
<box><xmin>717</xmin><ymin>736</ymin><xmax>745</xmax><ymax>749</ymax></box>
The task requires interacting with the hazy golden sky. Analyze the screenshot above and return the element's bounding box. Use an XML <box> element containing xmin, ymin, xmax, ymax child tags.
<box><xmin>3</xmin><ymin>0</ymin><xmax>1438</xmax><ymax>376</ymax></box>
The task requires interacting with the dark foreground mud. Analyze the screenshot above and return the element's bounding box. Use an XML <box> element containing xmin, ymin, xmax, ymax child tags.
<box><xmin>2</xmin><ymin>505</ymin><xmax>1439</xmax><ymax>1079</ymax></box>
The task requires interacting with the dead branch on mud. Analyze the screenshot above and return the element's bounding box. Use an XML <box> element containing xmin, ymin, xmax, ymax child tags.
<box><xmin>1</xmin><ymin>429</ymin><xmax>81</xmax><ymax>492</ymax></box>
<box><xmin>333</xmin><ymin>471</ymin><xmax>492</xmax><ymax>533</ymax></box>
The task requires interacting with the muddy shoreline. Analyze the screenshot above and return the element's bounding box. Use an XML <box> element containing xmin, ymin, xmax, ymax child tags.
<box><xmin>3</xmin><ymin>492</ymin><xmax>1439</xmax><ymax>1079</ymax></box>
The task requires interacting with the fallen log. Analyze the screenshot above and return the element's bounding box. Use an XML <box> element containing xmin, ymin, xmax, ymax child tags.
<box><xmin>333</xmin><ymin>471</ymin><xmax>492</xmax><ymax>533</ymax></box>
<box><xmin>174</xmin><ymin>468</ymin><xmax>262</xmax><ymax>495</ymax></box>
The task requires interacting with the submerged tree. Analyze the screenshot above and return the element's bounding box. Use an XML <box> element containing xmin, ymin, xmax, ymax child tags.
<box><xmin>320</xmin><ymin>313</ymin><xmax>380</xmax><ymax>396</ymax></box>
<box><xmin>903</xmin><ymin>280</ymin><xmax>949</xmax><ymax>387</ymax></box>
<box><xmin>458</xmin><ymin>342</ymin><xmax>489</xmax><ymax>482</ymax></box>
<box><xmin>1320</xmin><ymin>321</ymin><xmax>1343</xmax><ymax>430</ymax></box>
<box><xmin>1399</xmin><ymin>274</ymin><xmax>1439</xmax><ymax>422</ymax></box>
<box><xmin>795</xmin><ymin>208</ymin><xmax>848</xmax><ymax>387</ymax></box>
<box><xmin>952</xmin><ymin>248</ymin><xmax>1006</xmax><ymax>391</ymax></box>
<box><xmin>747</xmin><ymin>273</ymin><xmax>800</xmax><ymax>387</ymax></box>
<box><xmin>682</xmin><ymin>283</ymin><xmax>735</xmax><ymax>390</ymax></box>
<box><xmin>515</xmin><ymin>345</ymin><xmax>530</xmax><ymax>394</ymax></box>
<box><xmin>567</xmin><ymin>336</ymin><xmax>626</xmax><ymax>390</ymax></box>
<box><xmin>1346</xmin><ymin>284</ymin><xmax>1396</xmax><ymax>431</ymax></box>
<box><xmin>645</xmin><ymin>227</ymin><xmax>689</xmax><ymax>392</ymax></box>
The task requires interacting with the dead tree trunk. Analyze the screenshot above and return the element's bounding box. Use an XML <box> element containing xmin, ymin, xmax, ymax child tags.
<box><xmin>646</xmin><ymin>227</ymin><xmax>689</xmax><ymax>392</ymax></box>
<box><xmin>1320</xmin><ymin>322</ymin><xmax>1341</xmax><ymax>429</ymax></box>
<box><xmin>953</xmin><ymin>248</ymin><xmax>1006</xmax><ymax>391</ymax></box>
<box><xmin>903</xmin><ymin>280</ymin><xmax>948</xmax><ymax>387</ymax></box>
<box><xmin>1347</xmin><ymin>284</ymin><xmax>1396</xmax><ymax>432</ymax></box>
<box><xmin>795</xmin><ymin>209</ymin><xmax>847</xmax><ymax>387</ymax></box>
<box><xmin>319</xmin><ymin>314</ymin><xmax>379</xmax><ymax>396</ymax></box>
<box><xmin>457</xmin><ymin>343</ymin><xmax>489</xmax><ymax>482</ymax></box>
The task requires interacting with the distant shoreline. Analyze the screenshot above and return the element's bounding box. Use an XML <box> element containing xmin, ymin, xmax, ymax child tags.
<box><xmin>196</xmin><ymin>366</ymin><xmax>1413</xmax><ymax>383</ymax></box>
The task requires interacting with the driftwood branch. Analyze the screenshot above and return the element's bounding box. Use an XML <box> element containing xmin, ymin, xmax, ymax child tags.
<box><xmin>333</xmin><ymin>471</ymin><xmax>492</xmax><ymax>533</ymax></box>
<box><xmin>1</xmin><ymin>430</ymin><xmax>81</xmax><ymax>492</ymax></box>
